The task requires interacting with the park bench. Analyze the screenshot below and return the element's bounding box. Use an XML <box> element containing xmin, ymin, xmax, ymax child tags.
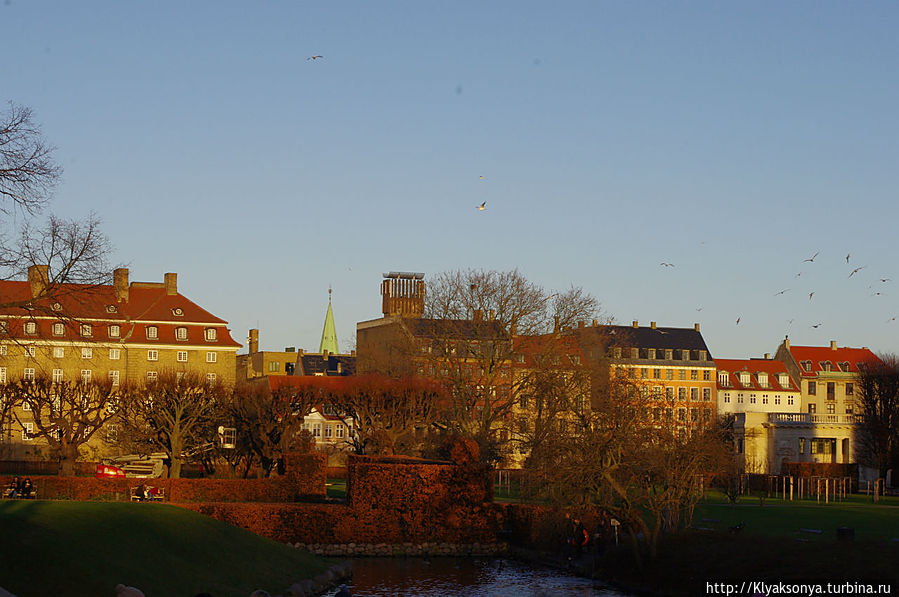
<box><xmin>796</xmin><ymin>528</ymin><xmax>823</xmax><ymax>542</ymax></box>
<box><xmin>693</xmin><ymin>518</ymin><xmax>721</xmax><ymax>532</ymax></box>
<box><xmin>129</xmin><ymin>486</ymin><xmax>165</xmax><ymax>502</ymax></box>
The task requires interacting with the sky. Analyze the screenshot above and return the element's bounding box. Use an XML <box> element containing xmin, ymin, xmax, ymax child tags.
<box><xmin>3</xmin><ymin>1</ymin><xmax>898</xmax><ymax>359</ymax></box>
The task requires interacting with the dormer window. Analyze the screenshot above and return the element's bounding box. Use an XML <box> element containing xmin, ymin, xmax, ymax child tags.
<box><xmin>778</xmin><ymin>373</ymin><xmax>790</xmax><ymax>387</ymax></box>
<box><xmin>758</xmin><ymin>372</ymin><xmax>768</xmax><ymax>388</ymax></box>
<box><xmin>739</xmin><ymin>372</ymin><xmax>751</xmax><ymax>386</ymax></box>
<box><xmin>0</xmin><ymin>321</ymin><xmax>7</xmax><ymax>334</ymax></box>
<box><xmin>647</xmin><ymin>348</ymin><xmax>656</xmax><ymax>359</ymax></box>
<box><xmin>698</xmin><ymin>350</ymin><xmax>707</xmax><ymax>361</ymax></box>
<box><xmin>630</xmin><ymin>347</ymin><xmax>638</xmax><ymax>359</ymax></box>
<box><xmin>838</xmin><ymin>361</ymin><xmax>850</xmax><ymax>372</ymax></box>
<box><xmin>821</xmin><ymin>361</ymin><xmax>832</xmax><ymax>371</ymax></box>
<box><xmin>24</xmin><ymin>321</ymin><xmax>37</xmax><ymax>335</ymax></box>
<box><xmin>52</xmin><ymin>322</ymin><xmax>65</xmax><ymax>336</ymax></box>
<box><xmin>52</xmin><ymin>302</ymin><xmax>63</xmax><ymax>311</ymax></box>
<box><xmin>106</xmin><ymin>305</ymin><xmax>118</xmax><ymax>313</ymax></box>
<box><xmin>172</xmin><ymin>307</ymin><xmax>184</xmax><ymax>317</ymax></box>
<box><xmin>146</xmin><ymin>326</ymin><xmax>158</xmax><ymax>340</ymax></box>
<box><xmin>665</xmin><ymin>349</ymin><xmax>673</xmax><ymax>360</ymax></box>
<box><xmin>204</xmin><ymin>328</ymin><xmax>217</xmax><ymax>342</ymax></box>
<box><xmin>612</xmin><ymin>347</ymin><xmax>622</xmax><ymax>359</ymax></box>
<box><xmin>801</xmin><ymin>360</ymin><xmax>812</xmax><ymax>372</ymax></box>
<box><xmin>108</xmin><ymin>325</ymin><xmax>120</xmax><ymax>339</ymax></box>
<box><xmin>80</xmin><ymin>324</ymin><xmax>92</xmax><ymax>337</ymax></box>
<box><xmin>718</xmin><ymin>371</ymin><xmax>729</xmax><ymax>386</ymax></box>
<box><xmin>175</xmin><ymin>326</ymin><xmax>188</xmax><ymax>341</ymax></box>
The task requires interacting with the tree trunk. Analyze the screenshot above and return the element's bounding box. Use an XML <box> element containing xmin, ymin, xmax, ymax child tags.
<box><xmin>58</xmin><ymin>444</ymin><xmax>78</xmax><ymax>477</ymax></box>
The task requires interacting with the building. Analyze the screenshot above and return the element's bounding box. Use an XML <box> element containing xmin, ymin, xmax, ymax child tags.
<box><xmin>572</xmin><ymin>320</ymin><xmax>718</xmax><ymax>434</ymax></box>
<box><xmin>236</xmin><ymin>329</ymin><xmax>300</xmax><ymax>378</ymax></box>
<box><xmin>0</xmin><ymin>266</ymin><xmax>241</xmax><ymax>459</ymax></box>
<box><xmin>716</xmin><ymin>357</ymin><xmax>801</xmax><ymax>416</ymax></box>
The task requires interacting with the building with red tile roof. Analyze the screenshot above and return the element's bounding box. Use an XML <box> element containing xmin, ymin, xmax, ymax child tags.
<box><xmin>715</xmin><ymin>357</ymin><xmax>801</xmax><ymax>415</ymax></box>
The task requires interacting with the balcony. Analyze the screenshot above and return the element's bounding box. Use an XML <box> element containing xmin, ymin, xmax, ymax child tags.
<box><xmin>767</xmin><ymin>413</ymin><xmax>860</xmax><ymax>425</ymax></box>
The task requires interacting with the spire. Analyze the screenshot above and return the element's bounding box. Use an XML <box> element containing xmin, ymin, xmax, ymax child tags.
<box><xmin>319</xmin><ymin>287</ymin><xmax>339</xmax><ymax>354</ymax></box>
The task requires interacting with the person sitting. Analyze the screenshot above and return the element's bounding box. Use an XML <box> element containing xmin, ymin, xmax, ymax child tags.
<box><xmin>4</xmin><ymin>476</ymin><xmax>20</xmax><ymax>499</ymax></box>
<box><xmin>21</xmin><ymin>478</ymin><xmax>35</xmax><ymax>499</ymax></box>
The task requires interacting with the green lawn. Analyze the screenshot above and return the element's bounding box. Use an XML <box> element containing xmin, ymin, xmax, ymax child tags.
<box><xmin>0</xmin><ymin>501</ymin><xmax>334</xmax><ymax>597</ymax></box>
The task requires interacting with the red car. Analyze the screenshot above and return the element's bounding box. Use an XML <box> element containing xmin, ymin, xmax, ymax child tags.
<box><xmin>95</xmin><ymin>464</ymin><xmax>126</xmax><ymax>478</ymax></box>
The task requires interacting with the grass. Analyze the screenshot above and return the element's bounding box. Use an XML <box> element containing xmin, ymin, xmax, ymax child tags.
<box><xmin>0</xmin><ymin>500</ymin><xmax>334</xmax><ymax>597</ymax></box>
<box><xmin>326</xmin><ymin>478</ymin><xmax>346</xmax><ymax>499</ymax></box>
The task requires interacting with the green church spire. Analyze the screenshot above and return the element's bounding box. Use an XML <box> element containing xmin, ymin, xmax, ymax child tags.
<box><xmin>319</xmin><ymin>287</ymin><xmax>339</xmax><ymax>354</ymax></box>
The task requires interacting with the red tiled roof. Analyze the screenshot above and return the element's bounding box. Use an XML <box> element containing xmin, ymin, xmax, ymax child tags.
<box><xmin>787</xmin><ymin>345</ymin><xmax>881</xmax><ymax>377</ymax></box>
<box><xmin>715</xmin><ymin>358</ymin><xmax>799</xmax><ymax>392</ymax></box>
<box><xmin>0</xmin><ymin>280</ymin><xmax>240</xmax><ymax>348</ymax></box>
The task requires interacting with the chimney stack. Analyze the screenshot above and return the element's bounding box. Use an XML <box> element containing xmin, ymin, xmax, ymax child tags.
<box><xmin>694</xmin><ymin>323</ymin><xmax>700</xmax><ymax>332</ymax></box>
<box><xmin>28</xmin><ymin>265</ymin><xmax>49</xmax><ymax>299</ymax></box>
<box><xmin>248</xmin><ymin>329</ymin><xmax>259</xmax><ymax>354</ymax></box>
<box><xmin>578</xmin><ymin>320</ymin><xmax>585</xmax><ymax>329</ymax></box>
<box><xmin>164</xmin><ymin>272</ymin><xmax>178</xmax><ymax>296</ymax></box>
<box><xmin>650</xmin><ymin>321</ymin><xmax>657</xmax><ymax>329</ymax></box>
<box><xmin>114</xmin><ymin>268</ymin><xmax>129</xmax><ymax>302</ymax></box>
<box><xmin>764</xmin><ymin>353</ymin><xmax>771</xmax><ymax>360</ymax></box>
<box><xmin>632</xmin><ymin>320</ymin><xmax>639</xmax><ymax>328</ymax></box>
<box><xmin>592</xmin><ymin>319</ymin><xmax>598</xmax><ymax>327</ymax></box>
<box><xmin>784</xmin><ymin>336</ymin><xmax>790</xmax><ymax>349</ymax></box>
<box><xmin>830</xmin><ymin>340</ymin><xmax>837</xmax><ymax>350</ymax></box>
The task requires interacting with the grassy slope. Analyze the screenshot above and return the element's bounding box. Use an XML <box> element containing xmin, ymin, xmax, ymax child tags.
<box><xmin>0</xmin><ymin>501</ymin><xmax>333</xmax><ymax>597</ymax></box>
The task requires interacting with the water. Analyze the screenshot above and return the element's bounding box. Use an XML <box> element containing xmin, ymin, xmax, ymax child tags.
<box><xmin>322</xmin><ymin>557</ymin><xmax>631</xmax><ymax>597</ymax></box>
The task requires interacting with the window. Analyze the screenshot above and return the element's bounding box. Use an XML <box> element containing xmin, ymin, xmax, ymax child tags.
<box><xmin>324</xmin><ymin>425</ymin><xmax>333</xmax><ymax>439</ymax></box>
<box><xmin>702</xmin><ymin>388</ymin><xmax>711</xmax><ymax>402</ymax></box>
<box><xmin>677</xmin><ymin>408</ymin><xmax>686</xmax><ymax>422</ymax></box>
<box><xmin>52</xmin><ymin>369</ymin><xmax>63</xmax><ymax>383</ymax></box>
<box><xmin>336</xmin><ymin>424</ymin><xmax>345</xmax><ymax>439</ymax></box>
<box><xmin>82</xmin><ymin>347</ymin><xmax>92</xmax><ymax>359</ymax></box>
<box><xmin>647</xmin><ymin>349</ymin><xmax>655</xmax><ymax>359</ymax></box>
<box><xmin>0</xmin><ymin>367</ymin><xmax>5</xmax><ymax>383</ymax></box>
<box><xmin>703</xmin><ymin>370</ymin><xmax>711</xmax><ymax>381</ymax></box>
<box><xmin>808</xmin><ymin>381</ymin><xmax>816</xmax><ymax>395</ymax></box>
<box><xmin>691</xmin><ymin>387</ymin><xmax>699</xmax><ymax>401</ymax></box>
<box><xmin>205</xmin><ymin>328</ymin><xmax>217</xmax><ymax>342</ymax></box>
<box><xmin>749</xmin><ymin>395</ymin><xmax>757</xmax><ymax>404</ymax></box>
<box><xmin>109</xmin><ymin>370</ymin><xmax>120</xmax><ymax>386</ymax></box>
<box><xmin>147</xmin><ymin>371</ymin><xmax>158</xmax><ymax>383</ymax></box>
<box><xmin>666</xmin><ymin>369</ymin><xmax>674</xmax><ymax>380</ymax></box>
<box><xmin>652</xmin><ymin>386</ymin><xmax>663</xmax><ymax>399</ymax></box>
<box><xmin>52</xmin><ymin>322</ymin><xmax>65</xmax><ymax>336</ymax></box>
<box><xmin>220</xmin><ymin>427</ymin><xmax>236</xmax><ymax>449</ymax></box>
<box><xmin>268</xmin><ymin>361</ymin><xmax>280</xmax><ymax>372</ymax></box>
<box><xmin>665</xmin><ymin>349</ymin><xmax>673</xmax><ymax>360</ymax></box>
<box><xmin>24</xmin><ymin>321</ymin><xmax>37</xmax><ymax>335</ymax></box>
<box><xmin>53</xmin><ymin>346</ymin><xmax>64</xmax><ymax>359</ymax></box>
<box><xmin>80</xmin><ymin>324</ymin><xmax>92</xmax><ymax>337</ymax></box>
<box><xmin>0</xmin><ymin>321</ymin><xmax>7</xmax><ymax>334</ymax></box>
<box><xmin>827</xmin><ymin>382</ymin><xmax>835</xmax><ymax>400</ymax></box>
<box><xmin>109</xmin><ymin>348</ymin><xmax>120</xmax><ymax>360</ymax></box>
<box><xmin>108</xmin><ymin>325</ymin><xmax>120</xmax><ymax>338</ymax></box>
<box><xmin>24</xmin><ymin>345</ymin><xmax>36</xmax><ymax>357</ymax></box>
<box><xmin>312</xmin><ymin>422</ymin><xmax>322</xmax><ymax>437</ymax></box>
<box><xmin>172</xmin><ymin>307</ymin><xmax>184</xmax><ymax>317</ymax></box>
<box><xmin>691</xmin><ymin>369</ymin><xmax>698</xmax><ymax>381</ymax></box>
<box><xmin>206</xmin><ymin>372</ymin><xmax>216</xmax><ymax>385</ymax></box>
<box><xmin>177</xmin><ymin>351</ymin><xmax>187</xmax><ymax>362</ymax></box>
<box><xmin>761</xmin><ymin>396</ymin><xmax>768</xmax><ymax>405</ymax></box>
<box><xmin>698</xmin><ymin>350</ymin><xmax>707</xmax><ymax>361</ymax></box>
<box><xmin>678</xmin><ymin>369</ymin><xmax>686</xmax><ymax>380</ymax></box>
<box><xmin>737</xmin><ymin>394</ymin><xmax>744</xmax><ymax>404</ymax></box>
<box><xmin>206</xmin><ymin>352</ymin><xmax>217</xmax><ymax>363</ymax></box>
<box><xmin>677</xmin><ymin>387</ymin><xmax>687</xmax><ymax>401</ymax></box>
<box><xmin>787</xmin><ymin>396</ymin><xmax>794</xmax><ymax>405</ymax></box>
<box><xmin>778</xmin><ymin>373</ymin><xmax>790</xmax><ymax>387</ymax></box>
<box><xmin>107</xmin><ymin>424</ymin><xmax>119</xmax><ymax>443</ymax></box>
<box><xmin>846</xmin><ymin>383</ymin><xmax>854</xmax><ymax>396</ymax></box>
<box><xmin>739</xmin><ymin>372</ymin><xmax>750</xmax><ymax>386</ymax></box>
<box><xmin>175</xmin><ymin>327</ymin><xmax>188</xmax><ymax>341</ymax></box>
<box><xmin>799</xmin><ymin>438</ymin><xmax>806</xmax><ymax>455</ymax></box>
<box><xmin>723</xmin><ymin>393</ymin><xmax>730</xmax><ymax>403</ymax></box>
<box><xmin>838</xmin><ymin>361</ymin><xmax>850</xmax><ymax>372</ymax></box>
<box><xmin>690</xmin><ymin>407</ymin><xmax>699</xmax><ymax>422</ymax></box>
<box><xmin>821</xmin><ymin>361</ymin><xmax>832</xmax><ymax>371</ymax></box>
<box><xmin>774</xmin><ymin>397</ymin><xmax>781</xmax><ymax>405</ymax></box>
<box><xmin>22</xmin><ymin>422</ymin><xmax>34</xmax><ymax>441</ymax></box>
<box><xmin>801</xmin><ymin>360</ymin><xmax>812</xmax><ymax>372</ymax></box>
<box><xmin>718</xmin><ymin>371</ymin><xmax>729</xmax><ymax>385</ymax></box>
<box><xmin>653</xmin><ymin>368</ymin><xmax>661</xmax><ymax>379</ymax></box>
<box><xmin>758</xmin><ymin>373</ymin><xmax>768</xmax><ymax>388</ymax></box>
<box><xmin>147</xmin><ymin>350</ymin><xmax>158</xmax><ymax>361</ymax></box>
<box><xmin>641</xmin><ymin>368</ymin><xmax>648</xmax><ymax>379</ymax></box>
<box><xmin>146</xmin><ymin>326</ymin><xmax>158</xmax><ymax>340</ymax></box>
<box><xmin>81</xmin><ymin>370</ymin><xmax>92</xmax><ymax>383</ymax></box>
<box><xmin>23</xmin><ymin>368</ymin><xmax>35</xmax><ymax>381</ymax></box>
<box><xmin>826</xmin><ymin>402</ymin><xmax>835</xmax><ymax>414</ymax></box>
<box><xmin>0</xmin><ymin>345</ymin><xmax>5</xmax><ymax>356</ymax></box>
<box><xmin>810</xmin><ymin>439</ymin><xmax>832</xmax><ymax>455</ymax></box>
<box><xmin>808</xmin><ymin>403</ymin><xmax>817</xmax><ymax>414</ymax></box>
<box><xmin>612</xmin><ymin>347</ymin><xmax>622</xmax><ymax>359</ymax></box>
<box><xmin>845</xmin><ymin>402</ymin><xmax>854</xmax><ymax>415</ymax></box>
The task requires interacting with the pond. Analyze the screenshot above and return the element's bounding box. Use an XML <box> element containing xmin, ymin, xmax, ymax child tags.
<box><xmin>322</xmin><ymin>557</ymin><xmax>631</xmax><ymax>597</ymax></box>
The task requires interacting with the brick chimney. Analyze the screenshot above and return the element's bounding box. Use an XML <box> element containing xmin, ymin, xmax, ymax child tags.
<box><xmin>694</xmin><ymin>323</ymin><xmax>700</xmax><ymax>332</ymax></box>
<box><xmin>28</xmin><ymin>265</ymin><xmax>49</xmax><ymax>299</ymax></box>
<box><xmin>164</xmin><ymin>272</ymin><xmax>177</xmax><ymax>296</ymax></box>
<box><xmin>830</xmin><ymin>340</ymin><xmax>837</xmax><ymax>350</ymax></box>
<box><xmin>632</xmin><ymin>320</ymin><xmax>638</xmax><ymax>328</ymax></box>
<box><xmin>650</xmin><ymin>321</ymin><xmax>657</xmax><ymax>329</ymax></box>
<box><xmin>113</xmin><ymin>268</ymin><xmax>129</xmax><ymax>302</ymax></box>
<box><xmin>248</xmin><ymin>329</ymin><xmax>259</xmax><ymax>354</ymax></box>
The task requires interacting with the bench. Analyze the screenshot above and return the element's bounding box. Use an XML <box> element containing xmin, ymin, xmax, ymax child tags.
<box><xmin>796</xmin><ymin>528</ymin><xmax>822</xmax><ymax>542</ymax></box>
<box><xmin>129</xmin><ymin>486</ymin><xmax>165</xmax><ymax>502</ymax></box>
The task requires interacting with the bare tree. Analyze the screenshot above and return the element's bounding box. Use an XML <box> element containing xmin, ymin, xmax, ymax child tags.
<box><xmin>118</xmin><ymin>371</ymin><xmax>226</xmax><ymax>478</ymax></box>
<box><xmin>9</xmin><ymin>375</ymin><xmax>132</xmax><ymax>475</ymax></box>
<box><xmin>227</xmin><ymin>381</ymin><xmax>317</xmax><ymax>477</ymax></box>
<box><xmin>0</xmin><ymin>102</ymin><xmax>60</xmax><ymax>213</ymax></box>
<box><xmin>856</xmin><ymin>354</ymin><xmax>899</xmax><ymax>482</ymax></box>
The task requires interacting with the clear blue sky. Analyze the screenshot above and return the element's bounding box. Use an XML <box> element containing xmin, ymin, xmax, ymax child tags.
<box><xmin>4</xmin><ymin>1</ymin><xmax>898</xmax><ymax>359</ymax></box>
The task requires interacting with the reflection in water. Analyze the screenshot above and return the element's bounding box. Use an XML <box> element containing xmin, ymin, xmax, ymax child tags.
<box><xmin>323</xmin><ymin>557</ymin><xmax>631</xmax><ymax>597</ymax></box>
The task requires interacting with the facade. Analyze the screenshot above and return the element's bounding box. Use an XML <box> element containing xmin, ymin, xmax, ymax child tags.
<box><xmin>572</xmin><ymin>320</ymin><xmax>718</xmax><ymax>434</ymax></box>
<box><xmin>0</xmin><ymin>266</ymin><xmax>241</xmax><ymax>459</ymax></box>
<box><xmin>236</xmin><ymin>329</ymin><xmax>299</xmax><ymax>378</ymax></box>
<box><xmin>729</xmin><ymin>339</ymin><xmax>881</xmax><ymax>474</ymax></box>
<box><xmin>716</xmin><ymin>357</ymin><xmax>801</xmax><ymax>415</ymax></box>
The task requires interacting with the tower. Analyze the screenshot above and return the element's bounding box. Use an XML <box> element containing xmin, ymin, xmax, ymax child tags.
<box><xmin>319</xmin><ymin>287</ymin><xmax>339</xmax><ymax>354</ymax></box>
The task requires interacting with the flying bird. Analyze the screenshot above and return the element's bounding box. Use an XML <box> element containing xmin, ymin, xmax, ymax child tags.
<box><xmin>774</xmin><ymin>289</ymin><xmax>790</xmax><ymax>296</ymax></box>
<box><xmin>846</xmin><ymin>253</ymin><xmax>850</xmax><ymax>264</ymax></box>
<box><xmin>795</xmin><ymin>272</ymin><xmax>803</xmax><ymax>278</ymax></box>
<box><xmin>849</xmin><ymin>266</ymin><xmax>866</xmax><ymax>278</ymax></box>
<box><xmin>803</xmin><ymin>251</ymin><xmax>820</xmax><ymax>263</ymax></box>
<box><xmin>881</xmin><ymin>278</ymin><xmax>892</xmax><ymax>283</ymax></box>
<box><xmin>660</xmin><ymin>262</ymin><xmax>675</xmax><ymax>268</ymax></box>
<box><xmin>811</xmin><ymin>323</ymin><xmax>822</xmax><ymax>328</ymax></box>
<box><xmin>479</xmin><ymin>175</ymin><xmax>485</xmax><ymax>180</ymax></box>
<box><xmin>696</xmin><ymin>307</ymin><xmax>703</xmax><ymax>312</ymax></box>
<box><xmin>809</xmin><ymin>292</ymin><xmax>815</xmax><ymax>300</ymax></box>
<box><xmin>477</xmin><ymin>201</ymin><xmax>486</xmax><ymax>211</ymax></box>
<box><xmin>307</xmin><ymin>55</ymin><xmax>323</xmax><ymax>60</ymax></box>
<box><xmin>736</xmin><ymin>317</ymin><xmax>741</xmax><ymax>325</ymax></box>
<box><xmin>888</xmin><ymin>317</ymin><xmax>896</xmax><ymax>323</ymax></box>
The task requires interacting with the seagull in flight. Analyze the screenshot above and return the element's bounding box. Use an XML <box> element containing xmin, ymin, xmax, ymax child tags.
<box><xmin>477</xmin><ymin>201</ymin><xmax>486</xmax><ymax>211</ymax></box>
<box><xmin>736</xmin><ymin>317</ymin><xmax>741</xmax><ymax>325</ymax></box>
<box><xmin>849</xmin><ymin>266</ymin><xmax>866</xmax><ymax>278</ymax></box>
<box><xmin>881</xmin><ymin>278</ymin><xmax>892</xmax><ymax>283</ymax></box>
<box><xmin>307</xmin><ymin>55</ymin><xmax>323</xmax><ymax>60</ymax></box>
<box><xmin>795</xmin><ymin>272</ymin><xmax>803</xmax><ymax>278</ymax></box>
<box><xmin>811</xmin><ymin>323</ymin><xmax>822</xmax><ymax>329</ymax></box>
<box><xmin>803</xmin><ymin>251</ymin><xmax>820</xmax><ymax>263</ymax></box>
<box><xmin>888</xmin><ymin>317</ymin><xmax>896</xmax><ymax>323</ymax></box>
<box><xmin>660</xmin><ymin>262</ymin><xmax>675</xmax><ymax>268</ymax></box>
<box><xmin>809</xmin><ymin>292</ymin><xmax>815</xmax><ymax>301</ymax></box>
<box><xmin>846</xmin><ymin>253</ymin><xmax>851</xmax><ymax>264</ymax></box>
<box><xmin>774</xmin><ymin>289</ymin><xmax>790</xmax><ymax>296</ymax></box>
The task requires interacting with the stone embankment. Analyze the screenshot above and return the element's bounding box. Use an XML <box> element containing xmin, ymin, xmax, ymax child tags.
<box><xmin>282</xmin><ymin>560</ymin><xmax>352</xmax><ymax>597</ymax></box>
<box><xmin>290</xmin><ymin>541</ymin><xmax>509</xmax><ymax>558</ymax></box>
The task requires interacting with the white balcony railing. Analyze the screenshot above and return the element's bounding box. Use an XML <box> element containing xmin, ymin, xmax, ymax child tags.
<box><xmin>767</xmin><ymin>413</ymin><xmax>860</xmax><ymax>425</ymax></box>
